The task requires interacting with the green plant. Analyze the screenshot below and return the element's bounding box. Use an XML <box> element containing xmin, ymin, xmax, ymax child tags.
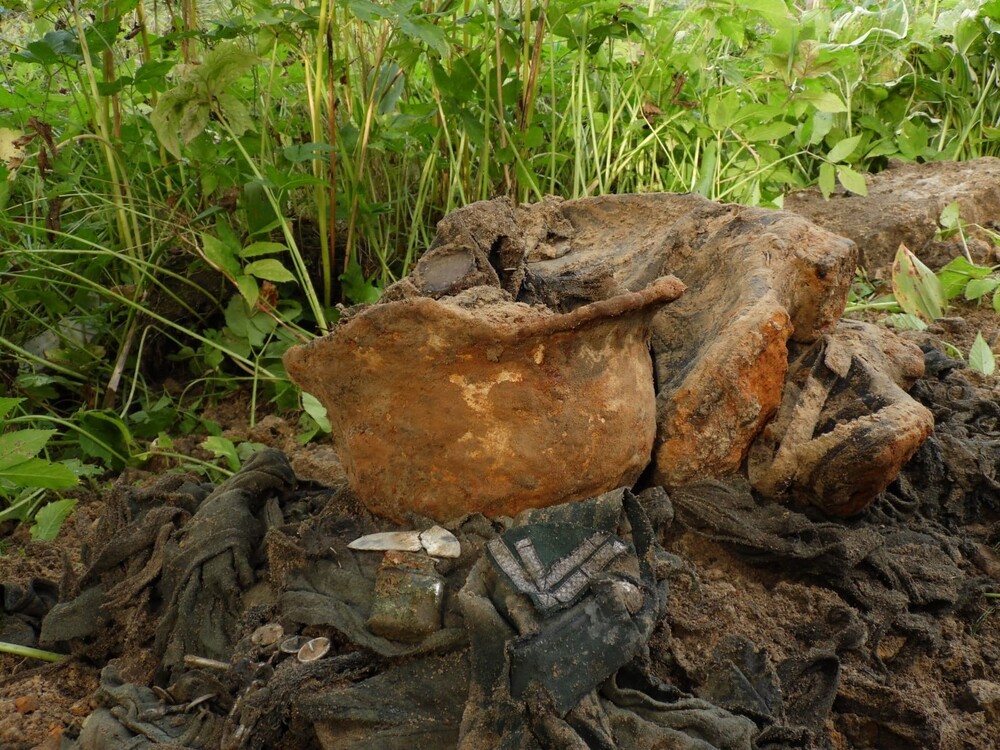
<box><xmin>0</xmin><ymin>397</ymin><xmax>80</xmax><ymax>540</ymax></box>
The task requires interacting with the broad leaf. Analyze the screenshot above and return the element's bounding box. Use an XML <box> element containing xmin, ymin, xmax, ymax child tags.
<box><xmin>302</xmin><ymin>392</ymin><xmax>331</xmax><ymax>433</ymax></box>
<box><xmin>969</xmin><ymin>332</ymin><xmax>996</xmax><ymax>376</ymax></box>
<box><xmin>836</xmin><ymin>165</ymin><xmax>868</xmax><ymax>196</ymax></box>
<box><xmin>964</xmin><ymin>277</ymin><xmax>999</xmax><ymax>301</ymax></box>
<box><xmin>0</xmin><ymin>458</ymin><xmax>78</xmax><ymax>490</ymax></box>
<box><xmin>827</xmin><ymin>134</ymin><xmax>862</xmax><ymax>164</ymax></box>
<box><xmin>244</xmin><ymin>259</ymin><xmax>296</xmax><ymax>282</ymax></box>
<box><xmin>201</xmin><ymin>233</ymin><xmax>241</xmax><ymax>278</ymax></box>
<box><xmin>884</xmin><ymin>313</ymin><xmax>928</xmax><ymax>331</ymax></box>
<box><xmin>939</xmin><ymin>201</ymin><xmax>961</xmax><ymax>229</ymax></box>
<box><xmin>891</xmin><ymin>244</ymin><xmax>945</xmax><ymax>323</ymax></box>
<box><xmin>0</xmin><ymin>429</ymin><xmax>57</xmax><ymax>471</ymax></box>
<box><xmin>818</xmin><ymin>162</ymin><xmax>836</xmax><ymax>199</ymax></box>
<box><xmin>31</xmin><ymin>498</ymin><xmax>78</xmax><ymax>541</ymax></box>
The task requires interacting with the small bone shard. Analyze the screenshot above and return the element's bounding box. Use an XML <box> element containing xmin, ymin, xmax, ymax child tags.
<box><xmin>348</xmin><ymin>526</ymin><xmax>461</xmax><ymax>558</ymax></box>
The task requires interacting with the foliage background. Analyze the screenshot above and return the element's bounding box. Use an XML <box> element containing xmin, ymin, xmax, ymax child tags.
<box><xmin>0</xmin><ymin>0</ymin><xmax>999</xmax><ymax>526</ymax></box>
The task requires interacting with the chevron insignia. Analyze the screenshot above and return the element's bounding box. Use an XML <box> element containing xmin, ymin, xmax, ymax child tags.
<box><xmin>486</xmin><ymin>530</ymin><xmax>627</xmax><ymax>614</ymax></box>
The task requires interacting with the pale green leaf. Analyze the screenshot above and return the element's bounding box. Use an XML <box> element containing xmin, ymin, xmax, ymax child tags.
<box><xmin>799</xmin><ymin>90</ymin><xmax>848</xmax><ymax>113</ymax></box>
<box><xmin>827</xmin><ymin>134</ymin><xmax>862</xmax><ymax>164</ymax></box>
<box><xmin>818</xmin><ymin>162</ymin><xmax>836</xmax><ymax>199</ymax></box>
<box><xmin>30</xmin><ymin>498</ymin><xmax>78</xmax><ymax>541</ymax></box>
<box><xmin>194</xmin><ymin>43</ymin><xmax>260</xmax><ymax>91</ymax></box>
<box><xmin>994</xmin><ymin>289</ymin><xmax>1000</xmax><ymax>313</ymax></box>
<box><xmin>240</xmin><ymin>242</ymin><xmax>287</xmax><ymax>258</ymax></box>
<box><xmin>836</xmin><ymin>165</ymin><xmax>868</xmax><ymax>196</ymax></box>
<box><xmin>969</xmin><ymin>332</ymin><xmax>996</xmax><ymax>376</ymax></box>
<box><xmin>965</xmin><ymin>277</ymin><xmax>999</xmax><ymax>301</ymax></box>
<box><xmin>244</xmin><ymin>259</ymin><xmax>296</xmax><ymax>283</ymax></box>
<box><xmin>939</xmin><ymin>201</ymin><xmax>961</xmax><ymax>229</ymax></box>
<box><xmin>891</xmin><ymin>244</ymin><xmax>945</xmax><ymax>322</ymax></box>
<box><xmin>0</xmin><ymin>429</ymin><xmax>57</xmax><ymax>471</ymax></box>
<box><xmin>884</xmin><ymin>313</ymin><xmax>928</xmax><ymax>331</ymax></box>
<box><xmin>302</xmin><ymin>392</ymin><xmax>331</xmax><ymax>433</ymax></box>
<box><xmin>0</xmin><ymin>458</ymin><xmax>79</xmax><ymax>490</ymax></box>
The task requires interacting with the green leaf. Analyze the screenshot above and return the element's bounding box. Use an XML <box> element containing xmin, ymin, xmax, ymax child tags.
<box><xmin>0</xmin><ymin>430</ymin><xmax>57</xmax><ymax>470</ymax></box>
<box><xmin>939</xmin><ymin>201</ymin><xmax>961</xmax><ymax>230</ymax></box>
<box><xmin>744</xmin><ymin>121</ymin><xmax>796</xmax><ymax>141</ymax></box>
<box><xmin>30</xmin><ymin>498</ymin><xmax>78</xmax><ymax>541</ymax></box>
<box><xmin>302</xmin><ymin>392</ymin><xmax>331</xmax><ymax>433</ymax></box>
<box><xmin>243</xmin><ymin>259</ymin><xmax>296</xmax><ymax>283</ymax></box>
<box><xmin>283</xmin><ymin>143</ymin><xmax>335</xmax><ymax>162</ymax></box>
<box><xmin>891</xmin><ymin>244</ymin><xmax>945</xmax><ymax>323</ymax></box>
<box><xmin>827</xmin><ymin>134</ymin><xmax>862</xmax><ymax>164</ymax></box>
<box><xmin>798</xmin><ymin>90</ymin><xmax>847</xmax><ymax>113</ymax></box>
<box><xmin>201</xmin><ymin>435</ymin><xmax>240</xmax><ymax>472</ymax></box>
<box><xmin>240</xmin><ymin>242</ymin><xmax>287</xmax><ymax>258</ymax></box>
<box><xmin>818</xmin><ymin>162</ymin><xmax>836</xmax><ymax>199</ymax></box>
<box><xmin>994</xmin><ymin>289</ymin><xmax>1000</xmax><ymax>313</ymax></box>
<box><xmin>236</xmin><ymin>275</ymin><xmax>260</xmax><ymax>309</ymax></box>
<box><xmin>214</xmin><ymin>91</ymin><xmax>254</xmax><ymax>136</ymax></box>
<box><xmin>0</xmin><ymin>398</ymin><xmax>22</xmax><ymax>422</ymax></box>
<box><xmin>0</xmin><ymin>458</ymin><xmax>78</xmax><ymax>490</ymax></box>
<box><xmin>836</xmin><ymin>165</ymin><xmax>868</xmax><ymax>196</ymax></box>
<box><xmin>201</xmin><ymin>233</ymin><xmax>241</xmax><ymax>278</ymax></box>
<box><xmin>340</xmin><ymin>262</ymin><xmax>382</xmax><ymax>304</ymax></box>
<box><xmin>75</xmin><ymin>411</ymin><xmax>133</xmax><ymax>470</ymax></box>
<box><xmin>965</xmin><ymin>277</ymin><xmax>999</xmax><ymax>301</ymax></box>
<box><xmin>969</xmin><ymin>332</ymin><xmax>996</xmax><ymax>376</ymax></box>
<box><xmin>883</xmin><ymin>313</ymin><xmax>928</xmax><ymax>331</ymax></box>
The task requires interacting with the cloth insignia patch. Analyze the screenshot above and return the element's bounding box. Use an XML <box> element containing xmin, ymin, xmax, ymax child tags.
<box><xmin>486</xmin><ymin>523</ymin><xmax>628</xmax><ymax>614</ymax></box>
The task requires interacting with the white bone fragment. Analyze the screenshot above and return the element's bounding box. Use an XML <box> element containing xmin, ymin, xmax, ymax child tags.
<box><xmin>419</xmin><ymin>526</ymin><xmax>461</xmax><ymax>558</ymax></box>
<box><xmin>347</xmin><ymin>531</ymin><xmax>422</xmax><ymax>552</ymax></box>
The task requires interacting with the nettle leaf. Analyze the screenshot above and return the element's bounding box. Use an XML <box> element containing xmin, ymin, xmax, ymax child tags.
<box><xmin>244</xmin><ymin>259</ymin><xmax>296</xmax><ymax>282</ymax></box>
<box><xmin>891</xmin><ymin>244</ymin><xmax>945</xmax><ymax>323</ymax></box>
<box><xmin>193</xmin><ymin>43</ymin><xmax>260</xmax><ymax>91</ymax></box>
<box><xmin>214</xmin><ymin>92</ymin><xmax>254</xmax><ymax>136</ymax></box>
<box><xmin>31</xmin><ymin>498</ymin><xmax>78</xmax><ymax>542</ymax></box>
<box><xmin>0</xmin><ymin>429</ymin><xmax>57</xmax><ymax>470</ymax></box>
<box><xmin>151</xmin><ymin>43</ymin><xmax>258</xmax><ymax>156</ymax></box>
<box><xmin>969</xmin><ymin>332</ymin><xmax>996</xmax><ymax>376</ymax></box>
<box><xmin>827</xmin><ymin>134</ymin><xmax>862</xmax><ymax>164</ymax></box>
<box><xmin>0</xmin><ymin>458</ymin><xmax>78</xmax><ymax>490</ymax></box>
<box><xmin>836</xmin><ymin>165</ymin><xmax>868</xmax><ymax>196</ymax></box>
<box><xmin>0</xmin><ymin>397</ymin><xmax>23</xmax><ymax>422</ymax></box>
